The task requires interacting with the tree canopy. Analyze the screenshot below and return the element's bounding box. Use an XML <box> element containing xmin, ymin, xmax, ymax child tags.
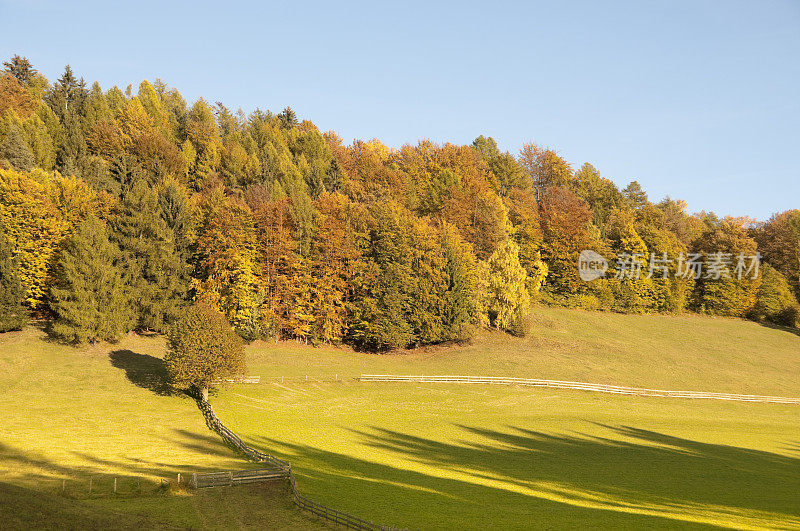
<box><xmin>0</xmin><ymin>55</ymin><xmax>796</xmax><ymax>347</ymax></box>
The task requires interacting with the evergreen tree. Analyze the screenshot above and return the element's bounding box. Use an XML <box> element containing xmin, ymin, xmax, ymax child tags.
<box><xmin>347</xmin><ymin>203</ymin><xmax>415</xmax><ymax>349</ymax></box>
<box><xmin>3</xmin><ymin>55</ymin><xmax>37</xmax><ymax>85</ymax></box>
<box><xmin>45</xmin><ymin>65</ymin><xmax>88</xmax><ymax>119</ymax></box>
<box><xmin>111</xmin><ymin>179</ymin><xmax>187</xmax><ymax>332</ymax></box>
<box><xmin>0</xmin><ymin>125</ymin><xmax>34</xmax><ymax>170</ymax></box>
<box><xmin>157</xmin><ymin>178</ymin><xmax>195</xmax><ymax>266</ymax></box>
<box><xmin>278</xmin><ymin>106</ymin><xmax>298</xmax><ymax>128</ymax></box>
<box><xmin>0</xmin><ymin>230</ymin><xmax>26</xmax><ymax>332</ymax></box>
<box><xmin>623</xmin><ymin>181</ymin><xmax>648</xmax><ymax>210</ymax></box>
<box><xmin>49</xmin><ymin>216</ymin><xmax>134</xmax><ymax>343</ymax></box>
<box><xmin>440</xmin><ymin>223</ymin><xmax>479</xmax><ymax>340</ymax></box>
<box><xmin>749</xmin><ymin>263</ymin><xmax>799</xmax><ymax>327</ymax></box>
<box><xmin>691</xmin><ymin>219</ymin><xmax>761</xmax><ymax>317</ymax></box>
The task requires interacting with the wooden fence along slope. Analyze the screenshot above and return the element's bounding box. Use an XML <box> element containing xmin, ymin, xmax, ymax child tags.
<box><xmin>358</xmin><ymin>375</ymin><xmax>800</xmax><ymax>404</ymax></box>
<box><xmin>195</xmin><ymin>398</ymin><xmax>400</xmax><ymax>531</ymax></box>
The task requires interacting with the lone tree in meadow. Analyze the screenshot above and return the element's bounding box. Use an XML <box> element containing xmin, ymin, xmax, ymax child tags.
<box><xmin>165</xmin><ymin>304</ymin><xmax>245</xmax><ymax>401</ymax></box>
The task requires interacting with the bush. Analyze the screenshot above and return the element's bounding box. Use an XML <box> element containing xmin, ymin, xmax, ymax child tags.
<box><xmin>507</xmin><ymin>309</ymin><xmax>534</xmax><ymax>338</ymax></box>
<box><xmin>749</xmin><ymin>264</ymin><xmax>800</xmax><ymax>328</ymax></box>
<box><xmin>165</xmin><ymin>304</ymin><xmax>245</xmax><ymax>399</ymax></box>
<box><xmin>775</xmin><ymin>306</ymin><xmax>800</xmax><ymax>328</ymax></box>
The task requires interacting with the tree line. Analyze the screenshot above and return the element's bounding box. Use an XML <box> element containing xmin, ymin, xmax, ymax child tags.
<box><xmin>0</xmin><ymin>55</ymin><xmax>798</xmax><ymax>346</ymax></box>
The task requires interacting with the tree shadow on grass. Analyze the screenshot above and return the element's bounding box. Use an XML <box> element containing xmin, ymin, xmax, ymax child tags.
<box><xmin>247</xmin><ymin>424</ymin><xmax>800</xmax><ymax>530</ymax></box>
<box><xmin>756</xmin><ymin>319</ymin><xmax>800</xmax><ymax>338</ymax></box>
<box><xmin>109</xmin><ymin>349</ymin><xmax>175</xmax><ymax>396</ymax></box>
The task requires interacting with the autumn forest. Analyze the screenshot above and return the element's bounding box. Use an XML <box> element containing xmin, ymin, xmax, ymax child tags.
<box><xmin>0</xmin><ymin>55</ymin><xmax>798</xmax><ymax>348</ymax></box>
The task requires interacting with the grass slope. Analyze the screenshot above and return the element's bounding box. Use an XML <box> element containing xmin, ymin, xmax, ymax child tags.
<box><xmin>245</xmin><ymin>307</ymin><xmax>800</xmax><ymax>396</ymax></box>
<box><xmin>216</xmin><ymin>382</ymin><xmax>800</xmax><ymax>530</ymax></box>
<box><xmin>0</xmin><ymin>327</ymin><xmax>328</xmax><ymax>530</ymax></box>
<box><xmin>1</xmin><ymin>307</ymin><xmax>798</xmax><ymax>529</ymax></box>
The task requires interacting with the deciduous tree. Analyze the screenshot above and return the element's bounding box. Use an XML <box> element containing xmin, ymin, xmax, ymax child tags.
<box><xmin>165</xmin><ymin>303</ymin><xmax>245</xmax><ymax>400</ymax></box>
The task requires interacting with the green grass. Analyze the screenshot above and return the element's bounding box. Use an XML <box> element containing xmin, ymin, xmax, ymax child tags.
<box><xmin>246</xmin><ymin>306</ymin><xmax>800</xmax><ymax>396</ymax></box>
<box><xmin>1</xmin><ymin>307</ymin><xmax>799</xmax><ymax>529</ymax></box>
<box><xmin>215</xmin><ymin>382</ymin><xmax>800</xmax><ymax>530</ymax></box>
<box><xmin>0</xmin><ymin>327</ymin><xmax>329</xmax><ymax>530</ymax></box>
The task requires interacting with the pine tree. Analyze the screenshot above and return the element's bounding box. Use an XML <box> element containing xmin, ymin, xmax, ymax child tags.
<box><xmin>45</xmin><ymin>65</ymin><xmax>88</xmax><ymax>120</ymax></box>
<box><xmin>347</xmin><ymin>202</ymin><xmax>415</xmax><ymax>349</ymax></box>
<box><xmin>3</xmin><ymin>55</ymin><xmax>37</xmax><ymax>85</ymax></box>
<box><xmin>157</xmin><ymin>178</ymin><xmax>194</xmax><ymax>266</ymax></box>
<box><xmin>440</xmin><ymin>223</ymin><xmax>479</xmax><ymax>340</ymax></box>
<box><xmin>49</xmin><ymin>216</ymin><xmax>134</xmax><ymax>343</ymax></box>
<box><xmin>0</xmin><ymin>230</ymin><xmax>26</xmax><ymax>332</ymax></box>
<box><xmin>749</xmin><ymin>263</ymin><xmax>799</xmax><ymax>327</ymax></box>
<box><xmin>278</xmin><ymin>106</ymin><xmax>297</xmax><ymax>128</ymax></box>
<box><xmin>111</xmin><ymin>179</ymin><xmax>187</xmax><ymax>332</ymax></box>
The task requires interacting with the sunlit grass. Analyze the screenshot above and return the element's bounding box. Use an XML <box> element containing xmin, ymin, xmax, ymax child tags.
<box><xmin>1</xmin><ymin>306</ymin><xmax>799</xmax><ymax>529</ymax></box>
<box><xmin>217</xmin><ymin>382</ymin><xmax>800</xmax><ymax>529</ymax></box>
<box><xmin>245</xmin><ymin>306</ymin><xmax>800</xmax><ymax>396</ymax></box>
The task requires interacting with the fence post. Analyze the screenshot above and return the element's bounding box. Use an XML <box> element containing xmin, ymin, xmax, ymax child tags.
<box><xmin>89</xmin><ymin>477</ymin><xmax>92</xmax><ymax>494</ymax></box>
<box><xmin>192</xmin><ymin>473</ymin><xmax>197</xmax><ymax>489</ymax></box>
<box><xmin>114</xmin><ymin>477</ymin><xmax>117</xmax><ymax>494</ymax></box>
<box><xmin>177</xmin><ymin>473</ymin><xmax>181</xmax><ymax>485</ymax></box>
<box><xmin>229</xmin><ymin>471</ymin><xmax>234</xmax><ymax>486</ymax></box>
<box><xmin>62</xmin><ymin>479</ymin><xmax>65</xmax><ymax>493</ymax></box>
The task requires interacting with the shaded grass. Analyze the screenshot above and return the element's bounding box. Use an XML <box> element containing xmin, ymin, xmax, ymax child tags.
<box><xmin>0</xmin><ymin>479</ymin><xmax>329</xmax><ymax>530</ymax></box>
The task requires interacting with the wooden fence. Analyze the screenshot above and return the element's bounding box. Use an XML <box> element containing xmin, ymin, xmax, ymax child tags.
<box><xmin>210</xmin><ymin>375</ymin><xmax>261</xmax><ymax>385</ymax></box>
<box><xmin>289</xmin><ymin>473</ymin><xmax>388</xmax><ymax>531</ymax></box>
<box><xmin>191</xmin><ymin>468</ymin><xmax>289</xmax><ymax>488</ymax></box>
<box><xmin>195</xmin><ymin>398</ymin><xmax>401</xmax><ymax>530</ymax></box>
<box><xmin>358</xmin><ymin>374</ymin><xmax>800</xmax><ymax>404</ymax></box>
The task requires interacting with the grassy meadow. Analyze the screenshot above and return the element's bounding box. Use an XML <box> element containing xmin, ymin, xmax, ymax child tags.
<box><xmin>1</xmin><ymin>306</ymin><xmax>799</xmax><ymax>529</ymax></box>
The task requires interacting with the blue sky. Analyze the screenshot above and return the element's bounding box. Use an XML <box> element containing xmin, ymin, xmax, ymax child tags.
<box><xmin>1</xmin><ymin>0</ymin><xmax>798</xmax><ymax>220</ymax></box>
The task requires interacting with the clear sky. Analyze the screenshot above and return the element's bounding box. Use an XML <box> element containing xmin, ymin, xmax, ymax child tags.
<box><xmin>1</xmin><ymin>0</ymin><xmax>798</xmax><ymax>220</ymax></box>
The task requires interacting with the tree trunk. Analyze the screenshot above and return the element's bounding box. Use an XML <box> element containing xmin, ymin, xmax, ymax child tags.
<box><xmin>201</xmin><ymin>386</ymin><xmax>208</xmax><ymax>401</ymax></box>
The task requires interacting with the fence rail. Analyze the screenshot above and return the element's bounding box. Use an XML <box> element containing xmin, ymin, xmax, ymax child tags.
<box><xmin>210</xmin><ymin>375</ymin><xmax>261</xmax><ymax>385</ymax></box>
<box><xmin>195</xmin><ymin>398</ymin><xmax>401</xmax><ymax>530</ymax></box>
<box><xmin>191</xmin><ymin>468</ymin><xmax>289</xmax><ymax>488</ymax></box>
<box><xmin>358</xmin><ymin>374</ymin><xmax>800</xmax><ymax>404</ymax></box>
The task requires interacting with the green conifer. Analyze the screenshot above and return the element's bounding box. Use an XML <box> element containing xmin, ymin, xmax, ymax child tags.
<box><xmin>50</xmin><ymin>216</ymin><xmax>134</xmax><ymax>343</ymax></box>
<box><xmin>111</xmin><ymin>179</ymin><xmax>187</xmax><ymax>332</ymax></box>
<box><xmin>0</xmin><ymin>231</ymin><xmax>26</xmax><ymax>332</ymax></box>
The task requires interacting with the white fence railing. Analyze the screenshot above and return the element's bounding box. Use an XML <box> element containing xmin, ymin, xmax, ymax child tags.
<box><xmin>358</xmin><ymin>375</ymin><xmax>800</xmax><ymax>404</ymax></box>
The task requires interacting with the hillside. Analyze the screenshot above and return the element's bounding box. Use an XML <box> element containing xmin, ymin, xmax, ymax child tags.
<box><xmin>1</xmin><ymin>307</ymin><xmax>798</xmax><ymax>528</ymax></box>
<box><xmin>244</xmin><ymin>306</ymin><xmax>800</xmax><ymax>396</ymax></box>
